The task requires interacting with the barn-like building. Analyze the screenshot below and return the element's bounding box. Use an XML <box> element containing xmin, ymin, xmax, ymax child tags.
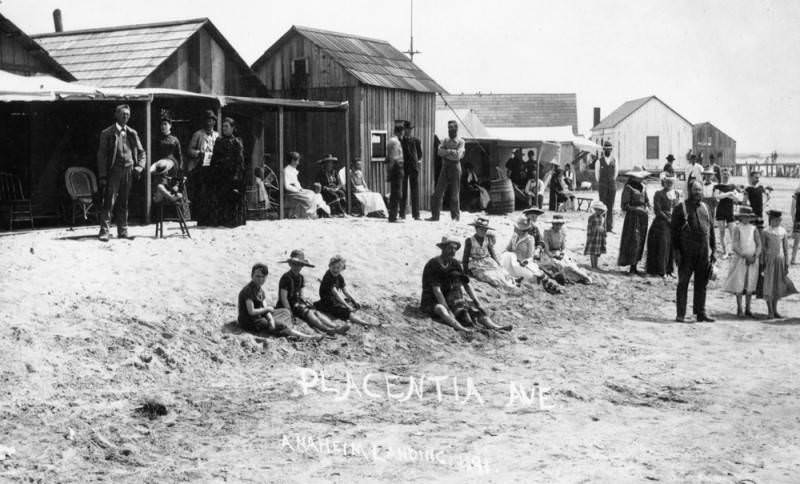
<box><xmin>252</xmin><ymin>26</ymin><xmax>446</xmax><ymax>208</ymax></box>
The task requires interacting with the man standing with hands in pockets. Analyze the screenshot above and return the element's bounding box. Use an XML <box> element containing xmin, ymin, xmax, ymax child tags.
<box><xmin>96</xmin><ymin>104</ymin><xmax>146</xmax><ymax>242</ymax></box>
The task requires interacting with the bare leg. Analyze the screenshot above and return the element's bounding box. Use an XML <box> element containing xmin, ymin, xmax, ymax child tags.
<box><xmin>303</xmin><ymin>310</ymin><xmax>344</xmax><ymax>334</ymax></box>
<box><xmin>476</xmin><ymin>313</ymin><xmax>512</xmax><ymax>331</ymax></box>
<box><xmin>281</xmin><ymin>327</ymin><xmax>324</xmax><ymax>340</ymax></box>
<box><xmin>590</xmin><ymin>255</ymin><xmax>598</xmax><ymax>269</ymax></box>
<box><xmin>349</xmin><ymin>312</ymin><xmax>381</xmax><ymax>327</ymax></box>
<box><xmin>433</xmin><ymin>305</ymin><xmax>472</xmax><ymax>332</ymax></box>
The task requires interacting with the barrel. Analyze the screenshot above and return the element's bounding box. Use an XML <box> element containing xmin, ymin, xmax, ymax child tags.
<box><xmin>488</xmin><ymin>178</ymin><xmax>514</xmax><ymax>214</ymax></box>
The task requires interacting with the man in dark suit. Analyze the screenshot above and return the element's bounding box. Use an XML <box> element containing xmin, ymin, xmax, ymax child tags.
<box><xmin>671</xmin><ymin>181</ymin><xmax>716</xmax><ymax>322</ymax></box>
<box><xmin>400</xmin><ymin>120</ymin><xmax>423</xmax><ymax>220</ymax></box>
<box><xmin>96</xmin><ymin>104</ymin><xmax>146</xmax><ymax>241</ymax></box>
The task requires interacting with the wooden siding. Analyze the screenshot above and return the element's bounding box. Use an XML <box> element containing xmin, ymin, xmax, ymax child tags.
<box><xmin>590</xmin><ymin>98</ymin><xmax>692</xmax><ymax>171</ymax></box>
<box><xmin>141</xmin><ymin>28</ymin><xmax>261</xmax><ymax>96</ymax></box>
<box><xmin>693</xmin><ymin>123</ymin><xmax>736</xmax><ymax>168</ymax></box>
<box><xmin>253</xmin><ymin>34</ymin><xmax>357</xmax><ymax>92</ymax></box>
<box><xmin>0</xmin><ymin>32</ymin><xmax>61</xmax><ymax>77</ymax></box>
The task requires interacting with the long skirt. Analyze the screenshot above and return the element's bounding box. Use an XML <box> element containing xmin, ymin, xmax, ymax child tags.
<box><xmin>499</xmin><ymin>252</ymin><xmax>543</xmax><ymax>280</ymax></box>
<box><xmin>470</xmin><ymin>256</ymin><xmax>516</xmax><ymax>288</ymax></box>
<box><xmin>618</xmin><ymin>209</ymin><xmax>648</xmax><ymax>266</ymax></box>
<box><xmin>205</xmin><ymin>181</ymin><xmax>245</xmax><ymax>227</ymax></box>
<box><xmin>354</xmin><ymin>191</ymin><xmax>388</xmax><ymax>216</ymax></box>
<box><xmin>285</xmin><ymin>190</ymin><xmax>318</xmax><ymax>219</ymax></box>
<box><xmin>723</xmin><ymin>255</ymin><xmax>759</xmax><ymax>295</ymax></box>
<box><xmin>541</xmin><ymin>251</ymin><xmax>592</xmax><ymax>284</ymax></box>
<box><xmin>762</xmin><ymin>253</ymin><xmax>798</xmax><ymax>299</ymax></box>
<box><xmin>645</xmin><ymin>217</ymin><xmax>673</xmax><ymax>275</ymax></box>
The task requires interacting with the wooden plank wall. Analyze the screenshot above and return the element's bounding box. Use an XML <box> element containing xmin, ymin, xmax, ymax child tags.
<box><xmin>693</xmin><ymin>124</ymin><xmax>736</xmax><ymax>168</ymax></box>
<box><xmin>0</xmin><ymin>34</ymin><xmax>55</xmax><ymax>76</ymax></box>
<box><xmin>253</xmin><ymin>34</ymin><xmax>356</xmax><ymax>91</ymax></box>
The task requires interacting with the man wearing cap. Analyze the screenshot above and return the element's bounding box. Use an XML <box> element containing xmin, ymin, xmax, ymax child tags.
<box><xmin>96</xmin><ymin>104</ymin><xmax>146</xmax><ymax>241</ymax></box>
<box><xmin>385</xmin><ymin>121</ymin><xmax>405</xmax><ymax>222</ymax></box>
<box><xmin>428</xmin><ymin>120</ymin><xmax>465</xmax><ymax>222</ymax></box>
<box><xmin>671</xmin><ymin>181</ymin><xmax>716</xmax><ymax>322</ymax></box>
<box><xmin>400</xmin><ymin>120</ymin><xmax>424</xmax><ymax>220</ymax></box>
<box><xmin>594</xmin><ymin>141</ymin><xmax>618</xmax><ymax>232</ymax></box>
<box><xmin>663</xmin><ymin>154</ymin><xmax>675</xmax><ymax>176</ymax></box>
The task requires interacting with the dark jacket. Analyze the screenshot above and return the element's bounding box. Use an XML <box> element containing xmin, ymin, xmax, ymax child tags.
<box><xmin>671</xmin><ymin>199</ymin><xmax>716</xmax><ymax>257</ymax></box>
<box><xmin>96</xmin><ymin>124</ymin><xmax>145</xmax><ymax>179</ymax></box>
<box><xmin>401</xmin><ymin>136</ymin><xmax>423</xmax><ymax>172</ymax></box>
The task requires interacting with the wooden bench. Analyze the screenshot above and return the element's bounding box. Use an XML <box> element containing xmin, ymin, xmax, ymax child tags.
<box><xmin>576</xmin><ymin>197</ymin><xmax>593</xmax><ymax>211</ymax></box>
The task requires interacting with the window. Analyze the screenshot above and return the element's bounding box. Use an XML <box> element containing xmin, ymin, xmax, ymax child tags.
<box><xmin>370</xmin><ymin>130</ymin><xmax>387</xmax><ymax>161</ymax></box>
<box><xmin>646</xmin><ymin>136</ymin><xmax>659</xmax><ymax>159</ymax></box>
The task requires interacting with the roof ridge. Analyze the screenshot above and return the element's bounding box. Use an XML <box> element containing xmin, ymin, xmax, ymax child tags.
<box><xmin>292</xmin><ymin>25</ymin><xmax>391</xmax><ymax>45</ymax></box>
<box><xmin>443</xmin><ymin>92</ymin><xmax>577</xmax><ymax>97</ymax></box>
<box><xmin>32</xmin><ymin>17</ymin><xmax>208</xmax><ymax>38</ymax></box>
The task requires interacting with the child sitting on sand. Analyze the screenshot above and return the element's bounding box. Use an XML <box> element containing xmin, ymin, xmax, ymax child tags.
<box><xmin>276</xmin><ymin>250</ymin><xmax>349</xmax><ymax>335</ymax></box>
<box><xmin>584</xmin><ymin>201</ymin><xmax>607</xmax><ymax>269</ymax></box>
<box><xmin>238</xmin><ymin>263</ymin><xmax>317</xmax><ymax>339</ymax></box>
<box><xmin>315</xmin><ymin>255</ymin><xmax>380</xmax><ymax>327</ymax></box>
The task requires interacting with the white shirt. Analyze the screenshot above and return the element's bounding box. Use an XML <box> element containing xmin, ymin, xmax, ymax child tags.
<box><xmin>284</xmin><ymin>164</ymin><xmax>302</xmax><ymax>193</ymax></box>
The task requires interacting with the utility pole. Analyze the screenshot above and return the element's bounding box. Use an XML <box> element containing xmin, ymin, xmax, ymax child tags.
<box><xmin>403</xmin><ymin>0</ymin><xmax>421</xmax><ymax>61</ymax></box>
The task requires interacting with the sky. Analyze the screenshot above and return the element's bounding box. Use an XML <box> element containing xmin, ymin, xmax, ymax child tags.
<box><xmin>3</xmin><ymin>0</ymin><xmax>800</xmax><ymax>154</ymax></box>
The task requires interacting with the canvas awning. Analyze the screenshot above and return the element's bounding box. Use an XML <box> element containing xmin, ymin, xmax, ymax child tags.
<box><xmin>0</xmin><ymin>70</ymin><xmax>104</xmax><ymax>101</ymax></box>
<box><xmin>489</xmin><ymin>126</ymin><xmax>600</xmax><ymax>151</ymax></box>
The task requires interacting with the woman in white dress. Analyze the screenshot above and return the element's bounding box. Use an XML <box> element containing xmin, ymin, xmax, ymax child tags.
<box><xmin>349</xmin><ymin>159</ymin><xmax>388</xmax><ymax>217</ymax></box>
<box><xmin>722</xmin><ymin>207</ymin><xmax>761</xmax><ymax>317</ymax></box>
<box><xmin>499</xmin><ymin>216</ymin><xmax>545</xmax><ymax>282</ymax></box>
<box><xmin>462</xmin><ymin>217</ymin><xmax>516</xmax><ymax>288</ymax></box>
<box><xmin>283</xmin><ymin>151</ymin><xmax>328</xmax><ymax>218</ymax></box>
<box><xmin>540</xmin><ymin>215</ymin><xmax>592</xmax><ymax>284</ymax></box>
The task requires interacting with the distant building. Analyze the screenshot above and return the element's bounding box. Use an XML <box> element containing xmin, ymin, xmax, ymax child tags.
<box><xmin>252</xmin><ymin>25</ymin><xmax>446</xmax><ymax>208</ymax></box>
<box><xmin>0</xmin><ymin>13</ymin><xmax>73</xmax><ymax>80</ymax></box>
<box><xmin>591</xmin><ymin>96</ymin><xmax>693</xmax><ymax>171</ymax></box>
<box><xmin>33</xmin><ymin>18</ymin><xmax>265</xmax><ymax>96</ymax></box>
<box><xmin>693</xmin><ymin>122</ymin><xmax>736</xmax><ymax>168</ymax></box>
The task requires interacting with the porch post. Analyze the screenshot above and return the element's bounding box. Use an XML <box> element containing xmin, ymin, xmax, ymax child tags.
<box><xmin>145</xmin><ymin>99</ymin><xmax>152</xmax><ymax>224</ymax></box>
<box><xmin>278</xmin><ymin>107</ymin><xmax>285</xmax><ymax>220</ymax></box>
<box><xmin>344</xmin><ymin>105</ymin><xmax>351</xmax><ymax>214</ymax></box>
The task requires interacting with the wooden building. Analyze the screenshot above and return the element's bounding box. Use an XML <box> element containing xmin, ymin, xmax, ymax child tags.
<box><xmin>693</xmin><ymin>122</ymin><xmax>736</xmax><ymax>168</ymax></box>
<box><xmin>251</xmin><ymin>26</ymin><xmax>446</xmax><ymax>208</ymax></box>
<box><xmin>590</xmin><ymin>96</ymin><xmax>693</xmax><ymax>171</ymax></box>
<box><xmin>0</xmin><ymin>13</ymin><xmax>74</xmax><ymax>80</ymax></box>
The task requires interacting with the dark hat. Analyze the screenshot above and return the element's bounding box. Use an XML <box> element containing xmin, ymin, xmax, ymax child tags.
<box><xmin>160</xmin><ymin>113</ymin><xmax>172</xmax><ymax>123</ymax></box>
<box><xmin>522</xmin><ymin>207</ymin><xmax>545</xmax><ymax>217</ymax></box>
<box><xmin>753</xmin><ymin>218</ymin><xmax>765</xmax><ymax>228</ymax></box>
<box><xmin>204</xmin><ymin>109</ymin><xmax>218</xmax><ymax>121</ymax></box>
<box><xmin>282</xmin><ymin>249</ymin><xmax>314</xmax><ymax>267</ymax></box>
<box><xmin>666</xmin><ymin>154</ymin><xmax>675</xmax><ymax>162</ymax></box>
<box><xmin>689</xmin><ymin>154</ymin><xmax>698</xmax><ymax>162</ymax></box>
<box><xmin>734</xmin><ymin>206</ymin><xmax>756</xmax><ymax>220</ymax></box>
<box><xmin>603</xmin><ymin>141</ymin><xmax>613</xmax><ymax>148</ymax></box>
<box><xmin>317</xmin><ymin>154</ymin><xmax>339</xmax><ymax>164</ymax></box>
<box><xmin>394</xmin><ymin>119</ymin><xmax>407</xmax><ymax>129</ymax></box>
<box><xmin>436</xmin><ymin>236</ymin><xmax>462</xmax><ymax>250</ymax></box>
<box><xmin>767</xmin><ymin>209</ymin><xmax>782</xmax><ymax>218</ymax></box>
<box><xmin>403</xmin><ymin>120</ymin><xmax>415</xmax><ymax>129</ymax></box>
<box><xmin>468</xmin><ymin>217</ymin><xmax>494</xmax><ymax>231</ymax></box>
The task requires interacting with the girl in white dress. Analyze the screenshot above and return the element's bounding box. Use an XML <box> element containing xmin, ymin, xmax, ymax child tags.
<box><xmin>722</xmin><ymin>208</ymin><xmax>761</xmax><ymax>317</ymax></box>
<box><xmin>499</xmin><ymin>216</ymin><xmax>545</xmax><ymax>282</ymax></box>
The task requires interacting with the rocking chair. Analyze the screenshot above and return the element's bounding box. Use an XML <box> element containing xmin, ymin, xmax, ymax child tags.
<box><xmin>0</xmin><ymin>172</ymin><xmax>34</xmax><ymax>231</ymax></box>
<box><xmin>64</xmin><ymin>167</ymin><xmax>99</xmax><ymax>226</ymax></box>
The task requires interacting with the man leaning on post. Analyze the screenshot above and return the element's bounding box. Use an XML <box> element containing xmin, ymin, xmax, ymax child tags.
<box><xmin>96</xmin><ymin>104</ymin><xmax>146</xmax><ymax>241</ymax></box>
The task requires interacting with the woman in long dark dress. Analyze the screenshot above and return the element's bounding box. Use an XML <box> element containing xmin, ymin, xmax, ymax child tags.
<box><xmin>316</xmin><ymin>155</ymin><xmax>346</xmax><ymax>216</ymax></box>
<box><xmin>200</xmin><ymin>117</ymin><xmax>245</xmax><ymax>227</ymax></box>
<box><xmin>548</xmin><ymin>166</ymin><xmax>567</xmax><ymax>211</ymax></box>
<box><xmin>155</xmin><ymin>115</ymin><xmax>190</xmax><ymax>219</ymax></box>
<box><xmin>618</xmin><ymin>168</ymin><xmax>650</xmax><ymax>274</ymax></box>
<box><xmin>645</xmin><ymin>175</ymin><xmax>679</xmax><ymax>277</ymax></box>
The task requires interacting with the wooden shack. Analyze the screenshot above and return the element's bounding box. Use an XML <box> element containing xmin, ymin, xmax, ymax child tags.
<box><xmin>693</xmin><ymin>122</ymin><xmax>736</xmax><ymax>168</ymax></box>
<box><xmin>591</xmin><ymin>96</ymin><xmax>693</xmax><ymax>171</ymax></box>
<box><xmin>251</xmin><ymin>26</ymin><xmax>446</xmax><ymax>208</ymax></box>
<box><xmin>0</xmin><ymin>13</ymin><xmax>74</xmax><ymax>80</ymax></box>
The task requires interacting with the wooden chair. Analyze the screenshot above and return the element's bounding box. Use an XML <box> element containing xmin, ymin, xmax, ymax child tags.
<box><xmin>0</xmin><ymin>172</ymin><xmax>34</xmax><ymax>231</ymax></box>
<box><xmin>64</xmin><ymin>167</ymin><xmax>99</xmax><ymax>226</ymax></box>
<box><xmin>154</xmin><ymin>201</ymin><xmax>191</xmax><ymax>239</ymax></box>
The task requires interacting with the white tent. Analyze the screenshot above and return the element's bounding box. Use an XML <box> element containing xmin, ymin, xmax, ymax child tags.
<box><xmin>488</xmin><ymin>126</ymin><xmax>600</xmax><ymax>152</ymax></box>
<box><xmin>0</xmin><ymin>70</ymin><xmax>104</xmax><ymax>102</ymax></box>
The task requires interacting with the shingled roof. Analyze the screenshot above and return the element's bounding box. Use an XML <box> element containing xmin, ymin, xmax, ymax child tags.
<box><xmin>592</xmin><ymin>95</ymin><xmax>692</xmax><ymax>130</ymax></box>
<box><xmin>0</xmin><ymin>13</ymin><xmax>75</xmax><ymax>81</ymax></box>
<box><xmin>437</xmin><ymin>93</ymin><xmax>578</xmax><ymax>133</ymax></box>
<box><xmin>252</xmin><ymin>25</ymin><xmax>446</xmax><ymax>94</ymax></box>
<box><xmin>32</xmin><ymin>18</ymin><xmax>257</xmax><ymax>90</ymax></box>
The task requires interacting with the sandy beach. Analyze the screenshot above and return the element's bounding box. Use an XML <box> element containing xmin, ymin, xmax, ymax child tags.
<box><xmin>1</xmin><ymin>177</ymin><xmax>799</xmax><ymax>483</ymax></box>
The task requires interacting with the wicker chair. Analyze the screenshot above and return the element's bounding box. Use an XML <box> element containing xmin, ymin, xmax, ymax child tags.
<box><xmin>64</xmin><ymin>167</ymin><xmax>98</xmax><ymax>226</ymax></box>
<box><xmin>0</xmin><ymin>172</ymin><xmax>34</xmax><ymax>231</ymax></box>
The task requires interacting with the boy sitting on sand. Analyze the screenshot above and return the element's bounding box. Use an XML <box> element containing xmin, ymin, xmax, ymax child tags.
<box><xmin>238</xmin><ymin>263</ymin><xmax>317</xmax><ymax>339</ymax></box>
<box><xmin>277</xmin><ymin>250</ymin><xmax>349</xmax><ymax>335</ymax></box>
<box><xmin>315</xmin><ymin>255</ymin><xmax>381</xmax><ymax>327</ymax></box>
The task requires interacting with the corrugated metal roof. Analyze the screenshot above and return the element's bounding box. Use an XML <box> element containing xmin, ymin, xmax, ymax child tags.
<box><xmin>437</xmin><ymin>93</ymin><xmax>579</xmax><ymax>133</ymax></box>
<box><xmin>253</xmin><ymin>25</ymin><xmax>446</xmax><ymax>94</ymax></box>
<box><xmin>32</xmin><ymin>19</ymin><xmax>207</xmax><ymax>88</ymax></box>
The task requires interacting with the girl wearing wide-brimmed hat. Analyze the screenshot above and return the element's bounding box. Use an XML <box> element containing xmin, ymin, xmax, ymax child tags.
<box><xmin>618</xmin><ymin>167</ymin><xmax>651</xmax><ymax>274</ymax></box>
<box><xmin>584</xmin><ymin>200</ymin><xmax>607</xmax><ymax>269</ymax></box>
<box><xmin>462</xmin><ymin>217</ymin><xmax>516</xmax><ymax>288</ymax></box>
<box><xmin>499</xmin><ymin>216</ymin><xmax>546</xmax><ymax>283</ymax></box>
<box><xmin>541</xmin><ymin>215</ymin><xmax>592</xmax><ymax>284</ymax></box>
<box><xmin>761</xmin><ymin>210</ymin><xmax>798</xmax><ymax>319</ymax></box>
<box><xmin>722</xmin><ymin>207</ymin><xmax>761</xmax><ymax>317</ymax></box>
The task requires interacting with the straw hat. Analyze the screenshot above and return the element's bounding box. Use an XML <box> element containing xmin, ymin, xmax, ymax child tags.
<box><xmin>590</xmin><ymin>200</ymin><xmax>607</xmax><ymax>212</ymax></box>
<box><xmin>317</xmin><ymin>154</ymin><xmax>339</xmax><ymax>164</ymax></box>
<box><xmin>513</xmin><ymin>216</ymin><xmax>533</xmax><ymax>232</ymax></box>
<box><xmin>436</xmin><ymin>236</ymin><xmax>462</xmax><ymax>250</ymax></box>
<box><xmin>734</xmin><ymin>206</ymin><xmax>756</xmax><ymax>220</ymax></box>
<box><xmin>150</xmin><ymin>158</ymin><xmax>175</xmax><ymax>175</ymax></box>
<box><xmin>626</xmin><ymin>166</ymin><xmax>650</xmax><ymax>179</ymax></box>
<box><xmin>522</xmin><ymin>207</ymin><xmax>545</xmax><ymax>217</ymax></box>
<box><xmin>468</xmin><ymin>217</ymin><xmax>494</xmax><ymax>231</ymax></box>
<box><xmin>282</xmin><ymin>249</ymin><xmax>315</xmax><ymax>267</ymax></box>
<box><xmin>542</xmin><ymin>214</ymin><xmax>568</xmax><ymax>225</ymax></box>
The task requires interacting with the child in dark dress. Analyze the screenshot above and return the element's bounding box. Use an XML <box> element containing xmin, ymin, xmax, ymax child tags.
<box><xmin>276</xmin><ymin>250</ymin><xmax>349</xmax><ymax>335</ymax></box>
<box><xmin>315</xmin><ymin>255</ymin><xmax>380</xmax><ymax>327</ymax></box>
<box><xmin>238</xmin><ymin>263</ymin><xmax>317</xmax><ymax>339</ymax></box>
